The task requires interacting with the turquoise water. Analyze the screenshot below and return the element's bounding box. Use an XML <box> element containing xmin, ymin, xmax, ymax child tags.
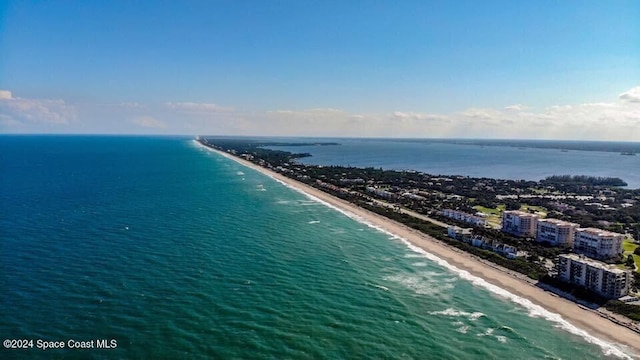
<box><xmin>0</xmin><ymin>136</ymin><xmax>635</xmax><ymax>359</ymax></box>
<box><xmin>268</xmin><ymin>138</ymin><xmax>640</xmax><ymax>188</ymax></box>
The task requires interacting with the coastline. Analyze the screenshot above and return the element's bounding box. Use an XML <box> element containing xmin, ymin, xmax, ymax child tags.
<box><xmin>199</xmin><ymin>142</ymin><xmax>640</xmax><ymax>357</ymax></box>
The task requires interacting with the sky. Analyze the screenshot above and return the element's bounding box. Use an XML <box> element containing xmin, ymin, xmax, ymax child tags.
<box><xmin>0</xmin><ymin>1</ymin><xmax>639</xmax><ymax>140</ymax></box>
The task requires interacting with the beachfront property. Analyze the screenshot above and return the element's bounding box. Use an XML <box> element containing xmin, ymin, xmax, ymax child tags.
<box><xmin>366</xmin><ymin>186</ymin><xmax>396</xmax><ymax>200</ymax></box>
<box><xmin>501</xmin><ymin>210</ymin><xmax>539</xmax><ymax>237</ymax></box>
<box><xmin>441</xmin><ymin>209</ymin><xmax>488</xmax><ymax>227</ymax></box>
<box><xmin>402</xmin><ymin>192</ymin><xmax>426</xmax><ymax>201</ymax></box>
<box><xmin>445</xmin><ymin>227</ymin><xmax>525</xmax><ymax>259</ymax></box>
<box><xmin>535</xmin><ymin>218</ymin><xmax>580</xmax><ymax>247</ymax></box>
<box><xmin>447</xmin><ymin>226</ymin><xmax>473</xmax><ymax>241</ymax></box>
<box><xmin>471</xmin><ymin>237</ymin><xmax>522</xmax><ymax>259</ymax></box>
<box><xmin>557</xmin><ymin>254</ymin><xmax>632</xmax><ymax>299</ymax></box>
<box><xmin>573</xmin><ymin>228</ymin><xmax>625</xmax><ymax>260</ymax></box>
<box><xmin>339</xmin><ymin>178</ymin><xmax>366</xmax><ymax>185</ymax></box>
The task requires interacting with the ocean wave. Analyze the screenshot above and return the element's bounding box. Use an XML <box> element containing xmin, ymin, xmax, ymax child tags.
<box><xmin>456</xmin><ymin>325</ymin><xmax>470</xmax><ymax>334</ymax></box>
<box><xmin>429</xmin><ymin>308</ymin><xmax>485</xmax><ymax>321</ymax></box>
<box><xmin>366</xmin><ymin>283</ymin><xmax>390</xmax><ymax>292</ymax></box>
<box><xmin>199</xmin><ymin>139</ymin><xmax>635</xmax><ymax>360</ymax></box>
<box><xmin>273</xmin><ymin>179</ymin><xmax>634</xmax><ymax>357</ymax></box>
<box><xmin>476</xmin><ymin>328</ymin><xmax>509</xmax><ymax>343</ymax></box>
<box><xmin>397</xmin><ymin>239</ymin><xmax>634</xmax><ymax>359</ymax></box>
<box><xmin>495</xmin><ymin>335</ymin><xmax>508</xmax><ymax>343</ymax></box>
<box><xmin>384</xmin><ymin>274</ymin><xmax>455</xmax><ymax>297</ymax></box>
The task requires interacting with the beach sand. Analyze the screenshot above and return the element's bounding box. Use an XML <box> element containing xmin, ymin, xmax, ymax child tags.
<box><xmin>205</xmin><ymin>144</ymin><xmax>640</xmax><ymax>357</ymax></box>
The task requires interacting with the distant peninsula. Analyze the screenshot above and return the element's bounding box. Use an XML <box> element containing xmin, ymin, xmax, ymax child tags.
<box><xmin>410</xmin><ymin>139</ymin><xmax>640</xmax><ymax>154</ymax></box>
<box><xmin>196</xmin><ymin>136</ymin><xmax>640</xmax><ymax>350</ymax></box>
<box><xmin>197</xmin><ymin>136</ymin><xmax>640</xmax><ymax>278</ymax></box>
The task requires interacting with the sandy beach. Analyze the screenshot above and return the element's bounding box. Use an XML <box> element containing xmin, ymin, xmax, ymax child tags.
<box><xmin>205</xmin><ymin>144</ymin><xmax>640</xmax><ymax>357</ymax></box>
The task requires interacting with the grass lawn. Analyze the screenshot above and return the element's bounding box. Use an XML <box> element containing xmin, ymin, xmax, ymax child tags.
<box><xmin>474</xmin><ymin>205</ymin><xmax>502</xmax><ymax>215</ymax></box>
<box><xmin>473</xmin><ymin>204</ymin><xmax>505</xmax><ymax>229</ymax></box>
<box><xmin>622</xmin><ymin>239</ymin><xmax>640</xmax><ymax>274</ymax></box>
<box><xmin>520</xmin><ymin>204</ymin><xmax>547</xmax><ymax>216</ymax></box>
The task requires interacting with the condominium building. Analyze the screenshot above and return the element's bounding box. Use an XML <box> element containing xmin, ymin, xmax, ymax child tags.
<box><xmin>535</xmin><ymin>218</ymin><xmax>580</xmax><ymax>247</ymax></box>
<box><xmin>501</xmin><ymin>210</ymin><xmax>539</xmax><ymax>237</ymax></box>
<box><xmin>447</xmin><ymin>226</ymin><xmax>473</xmax><ymax>241</ymax></box>
<box><xmin>573</xmin><ymin>227</ymin><xmax>625</xmax><ymax>260</ymax></box>
<box><xmin>442</xmin><ymin>209</ymin><xmax>488</xmax><ymax>227</ymax></box>
<box><xmin>557</xmin><ymin>254</ymin><xmax>632</xmax><ymax>299</ymax></box>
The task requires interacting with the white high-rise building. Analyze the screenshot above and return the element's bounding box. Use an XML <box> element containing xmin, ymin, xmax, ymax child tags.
<box><xmin>536</xmin><ymin>218</ymin><xmax>580</xmax><ymax>247</ymax></box>
<box><xmin>574</xmin><ymin>228</ymin><xmax>625</xmax><ymax>260</ymax></box>
<box><xmin>501</xmin><ymin>210</ymin><xmax>538</xmax><ymax>237</ymax></box>
<box><xmin>557</xmin><ymin>254</ymin><xmax>632</xmax><ymax>299</ymax></box>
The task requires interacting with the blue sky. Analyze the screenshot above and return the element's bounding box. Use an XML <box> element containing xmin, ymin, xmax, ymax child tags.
<box><xmin>1</xmin><ymin>1</ymin><xmax>639</xmax><ymax>139</ymax></box>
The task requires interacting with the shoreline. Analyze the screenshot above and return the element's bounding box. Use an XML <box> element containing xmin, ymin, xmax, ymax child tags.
<box><xmin>198</xmin><ymin>142</ymin><xmax>640</xmax><ymax>357</ymax></box>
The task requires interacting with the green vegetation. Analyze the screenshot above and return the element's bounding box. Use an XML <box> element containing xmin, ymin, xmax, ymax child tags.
<box><xmin>604</xmin><ymin>301</ymin><xmax>640</xmax><ymax>322</ymax></box>
<box><xmin>473</xmin><ymin>204</ymin><xmax>504</xmax><ymax>227</ymax></box>
<box><xmin>201</xmin><ymin>137</ymin><xmax>640</xmax><ymax>321</ymax></box>
<box><xmin>473</xmin><ymin>205</ymin><xmax>502</xmax><ymax>215</ymax></box>
<box><xmin>540</xmin><ymin>277</ymin><xmax>640</xmax><ymax>321</ymax></box>
<box><xmin>359</xmin><ymin>203</ymin><xmax>549</xmax><ymax>280</ymax></box>
<box><xmin>520</xmin><ymin>204</ymin><xmax>547</xmax><ymax>215</ymax></box>
<box><xmin>622</xmin><ymin>239</ymin><xmax>640</xmax><ymax>273</ymax></box>
<box><xmin>623</xmin><ymin>239</ymin><xmax>638</xmax><ymax>253</ymax></box>
<box><xmin>542</xmin><ymin>175</ymin><xmax>628</xmax><ymax>187</ymax></box>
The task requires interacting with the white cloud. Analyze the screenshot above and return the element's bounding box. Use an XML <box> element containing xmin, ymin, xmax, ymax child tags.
<box><xmin>0</xmin><ymin>91</ymin><xmax>76</xmax><ymax>127</ymax></box>
<box><xmin>504</xmin><ymin>104</ymin><xmax>528</xmax><ymax>111</ymax></box>
<box><xmin>268</xmin><ymin>108</ymin><xmax>346</xmax><ymax>117</ymax></box>
<box><xmin>165</xmin><ymin>102</ymin><xmax>233</xmax><ymax>113</ymax></box>
<box><xmin>0</xmin><ymin>90</ymin><xmax>13</xmax><ymax>99</ymax></box>
<box><xmin>251</xmin><ymin>86</ymin><xmax>639</xmax><ymax>140</ymax></box>
<box><xmin>392</xmin><ymin>111</ymin><xmax>448</xmax><ymax>122</ymax></box>
<box><xmin>2</xmin><ymin>86</ymin><xmax>638</xmax><ymax>140</ymax></box>
<box><xmin>132</xmin><ymin>116</ymin><xmax>166</xmax><ymax>129</ymax></box>
<box><xmin>117</xmin><ymin>102</ymin><xmax>145</xmax><ymax>109</ymax></box>
<box><xmin>619</xmin><ymin>87</ymin><xmax>640</xmax><ymax>103</ymax></box>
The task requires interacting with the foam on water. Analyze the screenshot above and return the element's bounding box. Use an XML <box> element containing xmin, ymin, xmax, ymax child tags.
<box><xmin>197</xmin><ymin>139</ymin><xmax>635</xmax><ymax>359</ymax></box>
<box><xmin>366</xmin><ymin>283</ymin><xmax>390</xmax><ymax>292</ymax></box>
<box><xmin>457</xmin><ymin>325</ymin><xmax>470</xmax><ymax>334</ymax></box>
<box><xmin>385</xmin><ymin>274</ymin><xmax>455</xmax><ymax>297</ymax></box>
<box><xmin>397</xmin><ymin>238</ymin><xmax>634</xmax><ymax>359</ymax></box>
<box><xmin>428</xmin><ymin>308</ymin><xmax>485</xmax><ymax>321</ymax></box>
<box><xmin>496</xmin><ymin>335</ymin><xmax>508</xmax><ymax>343</ymax></box>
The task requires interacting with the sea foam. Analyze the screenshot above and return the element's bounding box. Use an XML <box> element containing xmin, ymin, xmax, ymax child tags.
<box><xmin>429</xmin><ymin>308</ymin><xmax>485</xmax><ymax>321</ymax></box>
<box><xmin>196</xmin><ymin>139</ymin><xmax>635</xmax><ymax>359</ymax></box>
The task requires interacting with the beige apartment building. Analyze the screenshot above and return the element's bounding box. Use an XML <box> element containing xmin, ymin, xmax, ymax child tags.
<box><xmin>573</xmin><ymin>227</ymin><xmax>625</xmax><ymax>260</ymax></box>
<box><xmin>536</xmin><ymin>218</ymin><xmax>580</xmax><ymax>247</ymax></box>
<box><xmin>501</xmin><ymin>210</ymin><xmax>539</xmax><ymax>237</ymax></box>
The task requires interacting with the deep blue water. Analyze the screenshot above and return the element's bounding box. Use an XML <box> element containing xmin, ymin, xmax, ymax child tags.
<box><xmin>268</xmin><ymin>138</ymin><xmax>640</xmax><ymax>188</ymax></box>
<box><xmin>0</xmin><ymin>136</ymin><xmax>636</xmax><ymax>359</ymax></box>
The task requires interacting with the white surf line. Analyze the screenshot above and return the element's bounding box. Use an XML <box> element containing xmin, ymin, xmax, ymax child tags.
<box><xmin>193</xmin><ymin>139</ymin><xmax>636</xmax><ymax>359</ymax></box>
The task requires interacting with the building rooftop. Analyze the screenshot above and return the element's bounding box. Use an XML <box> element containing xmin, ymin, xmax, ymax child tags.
<box><xmin>560</xmin><ymin>253</ymin><xmax>627</xmax><ymax>273</ymax></box>
<box><xmin>538</xmin><ymin>218</ymin><xmax>580</xmax><ymax>227</ymax></box>
<box><xmin>577</xmin><ymin>227</ymin><xmax>625</xmax><ymax>238</ymax></box>
<box><xmin>503</xmin><ymin>210</ymin><xmax>539</xmax><ymax>218</ymax></box>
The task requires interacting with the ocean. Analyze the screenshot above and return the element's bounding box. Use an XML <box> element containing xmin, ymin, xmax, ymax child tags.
<box><xmin>0</xmin><ymin>136</ymin><xmax>635</xmax><ymax>359</ymax></box>
<box><xmin>267</xmin><ymin>138</ymin><xmax>640</xmax><ymax>189</ymax></box>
